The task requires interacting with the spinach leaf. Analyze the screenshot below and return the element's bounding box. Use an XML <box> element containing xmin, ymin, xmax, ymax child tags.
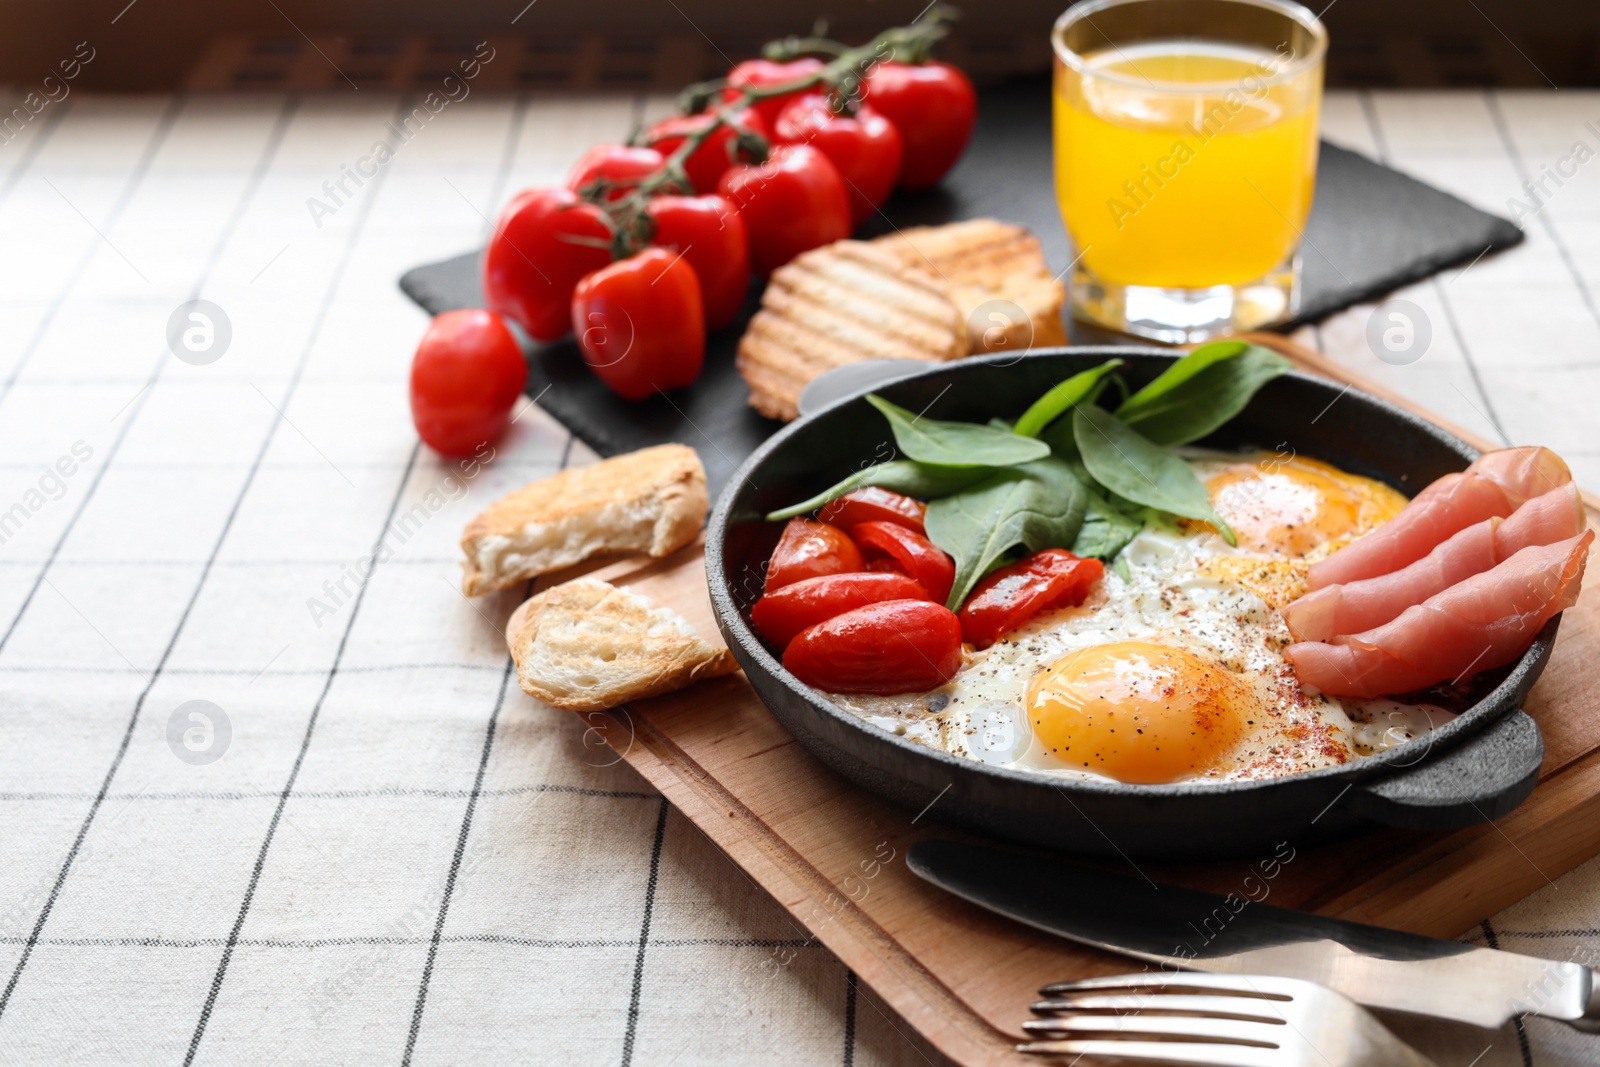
<box><xmin>765</xmin><ymin>460</ymin><xmax>987</xmax><ymax>522</ymax></box>
<box><xmin>1012</xmin><ymin>359</ymin><xmax>1123</xmax><ymax>438</ymax></box>
<box><xmin>1117</xmin><ymin>340</ymin><xmax>1247</xmax><ymax>411</ymax></box>
<box><xmin>866</xmin><ymin>395</ymin><xmax>1050</xmax><ymax>468</ymax></box>
<box><xmin>1071</xmin><ymin>489</ymin><xmax>1146</xmax><ymax>561</ymax></box>
<box><xmin>924</xmin><ymin>456</ymin><xmax>1087</xmax><ymax>610</ymax></box>
<box><xmin>1115</xmin><ymin>343</ymin><xmax>1291</xmax><ymax>446</ymax></box>
<box><xmin>1072</xmin><ymin>403</ymin><xmax>1236</xmax><ymax>545</ymax></box>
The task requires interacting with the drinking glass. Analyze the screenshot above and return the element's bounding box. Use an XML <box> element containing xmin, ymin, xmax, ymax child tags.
<box><xmin>1052</xmin><ymin>0</ymin><xmax>1327</xmax><ymax>343</ymax></box>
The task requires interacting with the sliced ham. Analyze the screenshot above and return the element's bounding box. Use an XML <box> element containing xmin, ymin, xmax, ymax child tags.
<box><xmin>1286</xmin><ymin>530</ymin><xmax>1593</xmax><ymax>698</ymax></box>
<box><xmin>1284</xmin><ymin>483</ymin><xmax>1587</xmax><ymax>642</ymax></box>
<box><xmin>1308</xmin><ymin>446</ymin><xmax>1572</xmax><ymax>590</ymax></box>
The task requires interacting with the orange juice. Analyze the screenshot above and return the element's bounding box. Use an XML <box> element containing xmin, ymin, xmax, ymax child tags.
<box><xmin>1053</xmin><ymin>41</ymin><xmax>1321</xmax><ymax>289</ymax></box>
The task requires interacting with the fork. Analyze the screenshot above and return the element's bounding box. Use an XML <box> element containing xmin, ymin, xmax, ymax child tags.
<box><xmin>1018</xmin><ymin>972</ymin><xmax>1438</xmax><ymax>1066</ymax></box>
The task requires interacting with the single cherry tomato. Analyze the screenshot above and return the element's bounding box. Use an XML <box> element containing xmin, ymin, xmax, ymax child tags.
<box><xmin>409</xmin><ymin>309</ymin><xmax>527</xmax><ymax>457</ymax></box>
<box><xmin>644</xmin><ymin>108</ymin><xmax>769</xmax><ymax>195</ymax></box>
<box><xmin>717</xmin><ymin>144</ymin><xmax>851</xmax><ymax>276</ymax></box>
<box><xmin>784</xmin><ymin>599</ymin><xmax>963</xmax><ymax>694</ymax></box>
<box><xmin>817</xmin><ymin>487</ymin><xmax>927</xmax><ymax>535</ymax></box>
<box><xmin>765</xmin><ymin>517</ymin><xmax>865</xmax><ymax>592</ymax></box>
<box><xmin>851</xmin><ymin>521</ymin><xmax>955</xmax><ymax>606</ymax></box>
<box><xmin>570</xmin><ymin>248</ymin><xmax>704</xmax><ymax>400</ymax></box>
<box><xmin>645</xmin><ymin>194</ymin><xmax>750</xmax><ymax>332</ymax></box>
<box><xmin>957</xmin><ymin>548</ymin><xmax>1104</xmax><ymax>649</ymax></box>
<box><xmin>483</xmin><ymin>188</ymin><xmax>612</xmax><ymax>342</ymax></box>
<box><xmin>566</xmin><ymin>143</ymin><xmax>667</xmax><ymax>202</ymax></box>
<box><xmin>722</xmin><ymin>58</ymin><xmax>826</xmax><ymax>125</ymax></box>
<box><xmin>751</xmin><ymin>571</ymin><xmax>930</xmax><ymax>650</ymax></box>
<box><xmin>773</xmin><ymin>94</ymin><xmax>903</xmax><ymax>225</ymax></box>
<box><xmin>862</xmin><ymin>61</ymin><xmax>977</xmax><ymax>190</ymax></box>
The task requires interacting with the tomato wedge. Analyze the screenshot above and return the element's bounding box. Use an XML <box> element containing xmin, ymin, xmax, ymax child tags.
<box><xmin>851</xmin><ymin>521</ymin><xmax>955</xmax><ymax>606</ymax></box>
<box><xmin>750</xmin><ymin>571</ymin><xmax>929</xmax><ymax>650</ymax></box>
<box><xmin>784</xmin><ymin>600</ymin><xmax>963</xmax><ymax>694</ymax></box>
<box><xmin>817</xmin><ymin>487</ymin><xmax>927</xmax><ymax>535</ymax></box>
<box><xmin>957</xmin><ymin>548</ymin><xmax>1104</xmax><ymax>649</ymax></box>
<box><xmin>765</xmin><ymin>518</ymin><xmax>865</xmax><ymax>592</ymax></box>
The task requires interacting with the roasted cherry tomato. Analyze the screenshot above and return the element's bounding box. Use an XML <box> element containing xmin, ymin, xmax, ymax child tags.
<box><xmin>722</xmin><ymin>58</ymin><xmax>826</xmax><ymax>125</ymax></box>
<box><xmin>484</xmin><ymin>187</ymin><xmax>612</xmax><ymax>342</ymax></box>
<box><xmin>645</xmin><ymin>194</ymin><xmax>750</xmax><ymax>332</ymax></box>
<box><xmin>765</xmin><ymin>517</ymin><xmax>865</xmax><ymax>592</ymax></box>
<box><xmin>817</xmin><ymin>487</ymin><xmax>927</xmax><ymax>535</ymax></box>
<box><xmin>862</xmin><ymin>61</ymin><xmax>977</xmax><ymax>190</ymax></box>
<box><xmin>570</xmin><ymin>248</ymin><xmax>704</xmax><ymax>400</ymax></box>
<box><xmin>643</xmin><ymin>107</ymin><xmax>769</xmax><ymax>195</ymax></box>
<box><xmin>773</xmin><ymin>94</ymin><xmax>903</xmax><ymax>225</ymax></box>
<box><xmin>851</xmin><ymin>521</ymin><xmax>955</xmax><ymax>606</ymax></box>
<box><xmin>957</xmin><ymin>548</ymin><xmax>1104</xmax><ymax>649</ymax></box>
<box><xmin>409</xmin><ymin>309</ymin><xmax>527</xmax><ymax>457</ymax></box>
<box><xmin>751</xmin><ymin>571</ymin><xmax>929</xmax><ymax>650</ymax></box>
<box><xmin>717</xmin><ymin>144</ymin><xmax>851</xmax><ymax>276</ymax></box>
<box><xmin>566</xmin><ymin>143</ymin><xmax>667</xmax><ymax>202</ymax></box>
<box><xmin>784</xmin><ymin>599</ymin><xmax>963</xmax><ymax>694</ymax></box>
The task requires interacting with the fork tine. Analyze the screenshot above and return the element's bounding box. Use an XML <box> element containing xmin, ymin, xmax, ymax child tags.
<box><xmin>1030</xmin><ymin>993</ymin><xmax>1292</xmax><ymax>1022</ymax></box>
<box><xmin>1022</xmin><ymin>1013</ymin><xmax>1282</xmax><ymax>1044</ymax></box>
<box><xmin>1017</xmin><ymin>1038</ymin><xmax>1287</xmax><ymax>1066</ymax></box>
<box><xmin>1041</xmin><ymin>973</ymin><xmax>1296</xmax><ymax>1000</ymax></box>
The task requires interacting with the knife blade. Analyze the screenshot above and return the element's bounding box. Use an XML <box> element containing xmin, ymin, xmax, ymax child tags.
<box><xmin>908</xmin><ymin>839</ymin><xmax>1600</xmax><ymax>1031</ymax></box>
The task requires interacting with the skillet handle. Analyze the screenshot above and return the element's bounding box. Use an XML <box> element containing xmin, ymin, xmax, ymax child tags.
<box><xmin>1346</xmin><ymin>710</ymin><xmax>1544</xmax><ymax>830</ymax></box>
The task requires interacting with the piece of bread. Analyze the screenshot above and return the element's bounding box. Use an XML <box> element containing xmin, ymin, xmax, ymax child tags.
<box><xmin>461</xmin><ymin>444</ymin><xmax>707</xmax><ymax>596</ymax></box>
<box><xmin>510</xmin><ymin>576</ymin><xmax>738</xmax><ymax>710</ymax></box>
<box><xmin>873</xmin><ymin>219</ymin><xmax>1067</xmax><ymax>354</ymax></box>
<box><xmin>736</xmin><ymin>240</ymin><xmax>968</xmax><ymax>422</ymax></box>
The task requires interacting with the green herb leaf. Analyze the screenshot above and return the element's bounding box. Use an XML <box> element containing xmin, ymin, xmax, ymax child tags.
<box><xmin>1115</xmin><ymin>343</ymin><xmax>1291</xmax><ymax>446</ymax></box>
<box><xmin>1071</xmin><ymin>489</ymin><xmax>1146</xmax><ymax>561</ymax></box>
<box><xmin>764</xmin><ymin>460</ymin><xmax>987</xmax><ymax>522</ymax></box>
<box><xmin>866</xmin><ymin>395</ymin><xmax>1050</xmax><ymax>468</ymax></box>
<box><xmin>1012</xmin><ymin>359</ymin><xmax>1123</xmax><ymax>438</ymax></box>
<box><xmin>1072</xmin><ymin>404</ymin><xmax>1236</xmax><ymax>546</ymax></box>
<box><xmin>924</xmin><ymin>456</ymin><xmax>1088</xmax><ymax>610</ymax></box>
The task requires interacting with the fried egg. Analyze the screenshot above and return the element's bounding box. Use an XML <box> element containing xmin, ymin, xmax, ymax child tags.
<box><xmin>828</xmin><ymin>451</ymin><xmax>1450</xmax><ymax>786</ymax></box>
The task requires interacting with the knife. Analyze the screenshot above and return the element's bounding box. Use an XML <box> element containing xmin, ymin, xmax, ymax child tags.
<box><xmin>907</xmin><ymin>839</ymin><xmax>1600</xmax><ymax>1032</ymax></box>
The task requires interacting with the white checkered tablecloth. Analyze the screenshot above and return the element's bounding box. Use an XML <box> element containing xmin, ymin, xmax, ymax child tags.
<box><xmin>0</xmin><ymin>87</ymin><xmax>1597</xmax><ymax>1067</ymax></box>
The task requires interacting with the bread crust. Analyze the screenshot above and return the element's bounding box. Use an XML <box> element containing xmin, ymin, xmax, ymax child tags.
<box><xmin>510</xmin><ymin>577</ymin><xmax>738</xmax><ymax>710</ymax></box>
<box><xmin>460</xmin><ymin>444</ymin><xmax>708</xmax><ymax>595</ymax></box>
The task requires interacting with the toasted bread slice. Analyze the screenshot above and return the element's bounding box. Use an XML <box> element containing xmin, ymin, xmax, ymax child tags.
<box><xmin>873</xmin><ymin>219</ymin><xmax>1067</xmax><ymax>354</ymax></box>
<box><xmin>737</xmin><ymin>240</ymin><xmax>968</xmax><ymax>422</ymax></box>
<box><xmin>510</xmin><ymin>576</ymin><xmax>738</xmax><ymax>710</ymax></box>
<box><xmin>461</xmin><ymin>444</ymin><xmax>707</xmax><ymax>596</ymax></box>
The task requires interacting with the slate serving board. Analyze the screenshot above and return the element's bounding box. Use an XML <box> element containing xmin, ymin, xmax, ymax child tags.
<box><xmin>400</xmin><ymin>76</ymin><xmax>1522</xmax><ymax>494</ymax></box>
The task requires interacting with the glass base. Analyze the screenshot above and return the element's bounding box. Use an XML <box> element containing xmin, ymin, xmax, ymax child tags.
<box><xmin>1069</xmin><ymin>257</ymin><xmax>1301</xmax><ymax>345</ymax></box>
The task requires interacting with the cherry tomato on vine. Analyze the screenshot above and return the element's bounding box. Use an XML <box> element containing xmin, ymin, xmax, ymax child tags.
<box><xmin>409</xmin><ymin>309</ymin><xmax>527</xmax><ymax>457</ymax></box>
<box><xmin>817</xmin><ymin>487</ymin><xmax>927</xmax><ymax>535</ymax></box>
<box><xmin>643</xmin><ymin>107</ymin><xmax>769</xmax><ymax>195</ymax></box>
<box><xmin>717</xmin><ymin>144</ymin><xmax>851</xmax><ymax>276</ymax></box>
<box><xmin>783</xmin><ymin>600</ymin><xmax>963</xmax><ymax>694</ymax></box>
<box><xmin>773</xmin><ymin>94</ymin><xmax>903</xmax><ymax>225</ymax></box>
<box><xmin>862</xmin><ymin>61</ymin><xmax>976</xmax><ymax>190</ymax></box>
<box><xmin>645</xmin><ymin>194</ymin><xmax>750</xmax><ymax>332</ymax></box>
<box><xmin>957</xmin><ymin>548</ymin><xmax>1104</xmax><ymax>649</ymax></box>
<box><xmin>722</xmin><ymin>58</ymin><xmax>826</xmax><ymax>125</ymax></box>
<box><xmin>765</xmin><ymin>518</ymin><xmax>864</xmax><ymax>592</ymax></box>
<box><xmin>483</xmin><ymin>188</ymin><xmax>612</xmax><ymax>343</ymax></box>
<box><xmin>750</xmin><ymin>571</ymin><xmax>929</xmax><ymax>650</ymax></box>
<box><xmin>566</xmin><ymin>143</ymin><xmax>667</xmax><ymax>202</ymax></box>
<box><xmin>851</xmin><ymin>521</ymin><xmax>955</xmax><ymax>606</ymax></box>
<box><xmin>570</xmin><ymin>248</ymin><xmax>705</xmax><ymax>401</ymax></box>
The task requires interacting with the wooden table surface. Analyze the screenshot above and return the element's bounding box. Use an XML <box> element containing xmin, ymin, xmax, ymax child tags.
<box><xmin>1</xmin><ymin>88</ymin><xmax>1596</xmax><ymax>1067</ymax></box>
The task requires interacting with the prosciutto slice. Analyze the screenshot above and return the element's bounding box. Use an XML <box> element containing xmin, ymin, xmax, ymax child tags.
<box><xmin>1286</xmin><ymin>530</ymin><xmax>1593</xmax><ymax>698</ymax></box>
<box><xmin>1284</xmin><ymin>483</ymin><xmax>1587</xmax><ymax>642</ymax></box>
<box><xmin>1308</xmin><ymin>446</ymin><xmax>1572</xmax><ymax>590</ymax></box>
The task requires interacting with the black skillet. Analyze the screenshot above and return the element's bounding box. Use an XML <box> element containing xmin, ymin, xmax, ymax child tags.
<box><xmin>704</xmin><ymin>347</ymin><xmax>1557</xmax><ymax>860</ymax></box>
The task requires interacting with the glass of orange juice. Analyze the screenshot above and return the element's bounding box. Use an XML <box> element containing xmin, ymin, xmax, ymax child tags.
<box><xmin>1052</xmin><ymin>0</ymin><xmax>1327</xmax><ymax>343</ymax></box>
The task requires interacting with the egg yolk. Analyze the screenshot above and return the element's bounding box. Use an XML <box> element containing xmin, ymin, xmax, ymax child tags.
<box><xmin>1025</xmin><ymin>641</ymin><xmax>1257</xmax><ymax>784</ymax></box>
<box><xmin>1203</xmin><ymin>456</ymin><xmax>1406</xmax><ymax>559</ymax></box>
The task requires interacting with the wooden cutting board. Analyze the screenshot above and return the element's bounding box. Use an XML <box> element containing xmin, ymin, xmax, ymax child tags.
<box><xmin>513</xmin><ymin>335</ymin><xmax>1600</xmax><ymax>1067</ymax></box>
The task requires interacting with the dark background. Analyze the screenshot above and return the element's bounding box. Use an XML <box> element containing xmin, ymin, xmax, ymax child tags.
<box><xmin>7</xmin><ymin>0</ymin><xmax>1596</xmax><ymax>92</ymax></box>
